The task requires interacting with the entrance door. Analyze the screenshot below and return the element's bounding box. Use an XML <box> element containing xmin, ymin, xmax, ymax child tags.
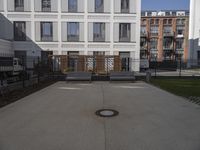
<box><xmin>121</xmin><ymin>57</ymin><xmax>130</xmax><ymax>71</ymax></box>
<box><xmin>68</xmin><ymin>51</ymin><xmax>79</xmax><ymax>72</ymax></box>
<box><xmin>119</xmin><ymin>52</ymin><xmax>130</xmax><ymax>71</ymax></box>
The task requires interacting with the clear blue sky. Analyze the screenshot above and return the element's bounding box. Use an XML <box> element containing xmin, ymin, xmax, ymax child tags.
<box><xmin>142</xmin><ymin>0</ymin><xmax>190</xmax><ymax>10</ymax></box>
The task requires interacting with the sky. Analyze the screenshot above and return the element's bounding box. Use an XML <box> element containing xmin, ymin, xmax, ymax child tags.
<box><xmin>142</xmin><ymin>0</ymin><xmax>190</xmax><ymax>11</ymax></box>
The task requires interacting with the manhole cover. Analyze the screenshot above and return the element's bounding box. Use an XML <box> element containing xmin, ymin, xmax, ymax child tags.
<box><xmin>95</xmin><ymin>109</ymin><xmax>119</xmax><ymax>117</ymax></box>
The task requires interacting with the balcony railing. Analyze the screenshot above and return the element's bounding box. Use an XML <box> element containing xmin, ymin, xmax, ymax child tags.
<box><xmin>163</xmin><ymin>32</ymin><xmax>174</xmax><ymax>37</ymax></box>
<box><xmin>150</xmin><ymin>32</ymin><xmax>158</xmax><ymax>36</ymax></box>
<box><xmin>140</xmin><ymin>32</ymin><xmax>147</xmax><ymax>37</ymax></box>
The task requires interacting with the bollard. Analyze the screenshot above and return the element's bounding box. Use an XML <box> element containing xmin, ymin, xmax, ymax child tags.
<box><xmin>146</xmin><ymin>70</ymin><xmax>151</xmax><ymax>82</ymax></box>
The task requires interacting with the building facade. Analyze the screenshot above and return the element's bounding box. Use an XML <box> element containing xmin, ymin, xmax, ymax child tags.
<box><xmin>140</xmin><ymin>10</ymin><xmax>189</xmax><ymax>63</ymax></box>
<box><xmin>189</xmin><ymin>0</ymin><xmax>200</xmax><ymax>67</ymax></box>
<box><xmin>0</xmin><ymin>0</ymin><xmax>141</xmax><ymax>71</ymax></box>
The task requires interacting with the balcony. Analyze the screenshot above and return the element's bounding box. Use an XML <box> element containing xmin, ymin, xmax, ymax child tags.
<box><xmin>150</xmin><ymin>32</ymin><xmax>159</xmax><ymax>37</ymax></box>
<box><xmin>175</xmin><ymin>49</ymin><xmax>184</xmax><ymax>54</ymax></box>
<box><xmin>163</xmin><ymin>32</ymin><xmax>174</xmax><ymax>37</ymax></box>
<box><xmin>140</xmin><ymin>31</ymin><xmax>148</xmax><ymax>37</ymax></box>
<box><xmin>140</xmin><ymin>45</ymin><xmax>148</xmax><ymax>50</ymax></box>
<box><xmin>163</xmin><ymin>45</ymin><xmax>173</xmax><ymax>50</ymax></box>
<box><xmin>176</xmin><ymin>34</ymin><xmax>184</xmax><ymax>38</ymax></box>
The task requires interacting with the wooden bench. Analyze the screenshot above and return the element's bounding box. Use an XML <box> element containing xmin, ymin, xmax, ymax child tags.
<box><xmin>66</xmin><ymin>72</ymin><xmax>92</xmax><ymax>82</ymax></box>
<box><xmin>110</xmin><ymin>72</ymin><xmax>135</xmax><ymax>81</ymax></box>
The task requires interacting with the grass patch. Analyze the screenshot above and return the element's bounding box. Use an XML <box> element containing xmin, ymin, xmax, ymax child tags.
<box><xmin>150</xmin><ymin>78</ymin><xmax>200</xmax><ymax>98</ymax></box>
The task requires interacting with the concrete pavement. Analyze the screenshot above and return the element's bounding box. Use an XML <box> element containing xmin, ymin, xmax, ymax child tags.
<box><xmin>0</xmin><ymin>81</ymin><xmax>200</xmax><ymax>150</ymax></box>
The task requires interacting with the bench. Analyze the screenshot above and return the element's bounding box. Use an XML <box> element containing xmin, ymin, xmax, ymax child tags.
<box><xmin>110</xmin><ymin>72</ymin><xmax>135</xmax><ymax>81</ymax></box>
<box><xmin>66</xmin><ymin>72</ymin><xmax>92</xmax><ymax>82</ymax></box>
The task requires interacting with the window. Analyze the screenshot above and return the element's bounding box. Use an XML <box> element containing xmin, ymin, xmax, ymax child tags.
<box><xmin>150</xmin><ymin>19</ymin><xmax>154</xmax><ymax>24</ymax></box>
<box><xmin>163</xmin><ymin>51</ymin><xmax>172</xmax><ymax>60</ymax></box>
<box><xmin>176</xmin><ymin>26</ymin><xmax>185</xmax><ymax>36</ymax></box>
<box><xmin>95</xmin><ymin>0</ymin><xmax>104</xmax><ymax>13</ymax></box>
<box><xmin>119</xmin><ymin>23</ymin><xmax>130</xmax><ymax>42</ymax></box>
<box><xmin>140</xmin><ymin>38</ymin><xmax>147</xmax><ymax>49</ymax></box>
<box><xmin>163</xmin><ymin>25</ymin><xmax>173</xmax><ymax>35</ymax></box>
<box><xmin>41</xmin><ymin>22</ymin><xmax>53</xmax><ymax>41</ymax></box>
<box><xmin>15</xmin><ymin>0</ymin><xmax>24</xmax><ymax>11</ymax></box>
<box><xmin>93</xmin><ymin>23</ymin><xmax>105</xmax><ymax>42</ymax></box>
<box><xmin>168</xmin><ymin>19</ymin><xmax>172</xmax><ymax>24</ymax></box>
<box><xmin>176</xmin><ymin>38</ymin><xmax>184</xmax><ymax>49</ymax></box>
<box><xmin>141</xmin><ymin>26</ymin><xmax>146</xmax><ymax>36</ymax></box>
<box><xmin>68</xmin><ymin>0</ymin><xmax>77</xmax><ymax>12</ymax></box>
<box><xmin>150</xmin><ymin>38</ymin><xmax>157</xmax><ymax>50</ymax></box>
<box><xmin>14</xmin><ymin>22</ymin><xmax>26</xmax><ymax>41</ymax></box>
<box><xmin>141</xmin><ymin>19</ymin><xmax>146</xmax><ymax>25</ymax></box>
<box><xmin>42</xmin><ymin>0</ymin><xmax>51</xmax><ymax>12</ymax></box>
<box><xmin>163</xmin><ymin>19</ymin><xmax>167</xmax><ymax>25</ymax></box>
<box><xmin>121</xmin><ymin>0</ymin><xmax>129</xmax><ymax>13</ymax></box>
<box><xmin>155</xmin><ymin>19</ymin><xmax>159</xmax><ymax>25</ymax></box>
<box><xmin>163</xmin><ymin>38</ymin><xmax>173</xmax><ymax>49</ymax></box>
<box><xmin>150</xmin><ymin>25</ymin><xmax>158</xmax><ymax>36</ymax></box>
<box><xmin>67</xmin><ymin>22</ymin><xmax>79</xmax><ymax>42</ymax></box>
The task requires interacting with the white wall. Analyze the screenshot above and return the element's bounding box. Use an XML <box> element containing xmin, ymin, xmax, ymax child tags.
<box><xmin>189</xmin><ymin>0</ymin><xmax>200</xmax><ymax>65</ymax></box>
<box><xmin>0</xmin><ymin>0</ymin><xmax>141</xmax><ymax>71</ymax></box>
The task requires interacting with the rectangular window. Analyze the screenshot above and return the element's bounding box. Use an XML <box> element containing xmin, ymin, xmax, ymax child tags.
<box><xmin>95</xmin><ymin>0</ymin><xmax>104</xmax><ymax>13</ymax></box>
<box><xmin>163</xmin><ymin>38</ymin><xmax>173</xmax><ymax>49</ymax></box>
<box><xmin>42</xmin><ymin>0</ymin><xmax>51</xmax><ymax>12</ymax></box>
<box><xmin>150</xmin><ymin>38</ymin><xmax>157</xmax><ymax>50</ymax></box>
<box><xmin>41</xmin><ymin>22</ymin><xmax>53</xmax><ymax>41</ymax></box>
<box><xmin>176</xmin><ymin>38</ymin><xmax>184</xmax><ymax>49</ymax></box>
<box><xmin>14</xmin><ymin>21</ymin><xmax>26</xmax><ymax>41</ymax></box>
<box><xmin>119</xmin><ymin>23</ymin><xmax>130</xmax><ymax>42</ymax></box>
<box><xmin>15</xmin><ymin>0</ymin><xmax>24</xmax><ymax>11</ymax></box>
<box><xmin>93</xmin><ymin>23</ymin><xmax>105</xmax><ymax>42</ymax></box>
<box><xmin>176</xmin><ymin>25</ymin><xmax>185</xmax><ymax>36</ymax></box>
<box><xmin>140</xmin><ymin>38</ymin><xmax>147</xmax><ymax>49</ymax></box>
<box><xmin>163</xmin><ymin>25</ymin><xmax>173</xmax><ymax>36</ymax></box>
<box><xmin>141</xmin><ymin>26</ymin><xmax>147</xmax><ymax>36</ymax></box>
<box><xmin>67</xmin><ymin>22</ymin><xmax>79</xmax><ymax>42</ymax></box>
<box><xmin>150</xmin><ymin>25</ymin><xmax>158</xmax><ymax>36</ymax></box>
<box><xmin>68</xmin><ymin>0</ymin><xmax>77</xmax><ymax>12</ymax></box>
<box><xmin>121</xmin><ymin>0</ymin><xmax>129</xmax><ymax>13</ymax></box>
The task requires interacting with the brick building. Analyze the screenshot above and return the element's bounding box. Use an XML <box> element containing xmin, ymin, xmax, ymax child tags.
<box><xmin>140</xmin><ymin>10</ymin><xmax>189</xmax><ymax>63</ymax></box>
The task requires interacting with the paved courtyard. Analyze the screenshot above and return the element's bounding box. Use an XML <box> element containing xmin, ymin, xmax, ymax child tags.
<box><xmin>0</xmin><ymin>81</ymin><xmax>200</xmax><ymax>150</ymax></box>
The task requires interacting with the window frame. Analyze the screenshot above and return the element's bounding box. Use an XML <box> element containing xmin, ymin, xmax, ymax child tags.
<box><xmin>15</xmin><ymin>0</ymin><xmax>24</xmax><ymax>12</ymax></box>
<box><xmin>42</xmin><ymin>0</ymin><xmax>51</xmax><ymax>12</ymax></box>
<box><xmin>119</xmin><ymin>23</ymin><xmax>131</xmax><ymax>42</ymax></box>
<box><xmin>14</xmin><ymin>21</ymin><xmax>26</xmax><ymax>41</ymax></box>
<box><xmin>67</xmin><ymin>22</ymin><xmax>80</xmax><ymax>42</ymax></box>
<box><xmin>41</xmin><ymin>22</ymin><xmax>53</xmax><ymax>42</ymax></box>
<box><xmin>93</xmin><ymin>22</ymin><xmax>105</xmax><ymax>42</ymax></box>
<box><xmin>95</xmin><ymin>0</ymin><xmax>104</xmax><ymax>13</ymax></box>
<box><xmin>121</xmin><ymin>0</ymin><xmax>129</xmax><ymax>13</ymax></box>
<box><xmin>68</xmin><ymin>0</ymin><xmax>78</xmax><ymax>13</ymax></box>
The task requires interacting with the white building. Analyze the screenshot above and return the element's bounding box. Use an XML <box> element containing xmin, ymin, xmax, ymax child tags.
<box><xmin>0</xmin><ymin>0</ymin><xmax>141</xmax><ymax>71</ymax></box>
<box><xmin>189</xmin><ymin>0</ymin><xmax>200</xmax><ymax>67</ymax></box>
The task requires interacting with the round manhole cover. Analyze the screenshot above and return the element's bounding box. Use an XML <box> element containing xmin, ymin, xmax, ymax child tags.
<box><xmin>95</xmin><ymin>109</ymin><xmax>119</xmax><ymax>117</ymax></box>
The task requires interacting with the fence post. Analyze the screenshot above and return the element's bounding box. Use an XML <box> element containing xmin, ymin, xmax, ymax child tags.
<box><xmin>37</xmin><ymin>56</ymin><xmax>40</xmax><ymax>83</ymax></box>
<box><xmin>154</xmin><ymin>58</ymin><xmax>157</xmax><ymax>78</ymax></box>
<box><xmin>179</xmin><ymin>57</ymin><xmax>182</xmax><ymax>77</ymax></box>
<box><xmin>22</xmin><ymin>56</ymin><xmax>25</xmax><ymax>88</ymax></box>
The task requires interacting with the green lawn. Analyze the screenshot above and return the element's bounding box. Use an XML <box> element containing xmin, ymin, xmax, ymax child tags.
<box><xmin>150</xmin><ymin>78</ymin><xmax>200</xmax><ymax>98</ymax></box>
